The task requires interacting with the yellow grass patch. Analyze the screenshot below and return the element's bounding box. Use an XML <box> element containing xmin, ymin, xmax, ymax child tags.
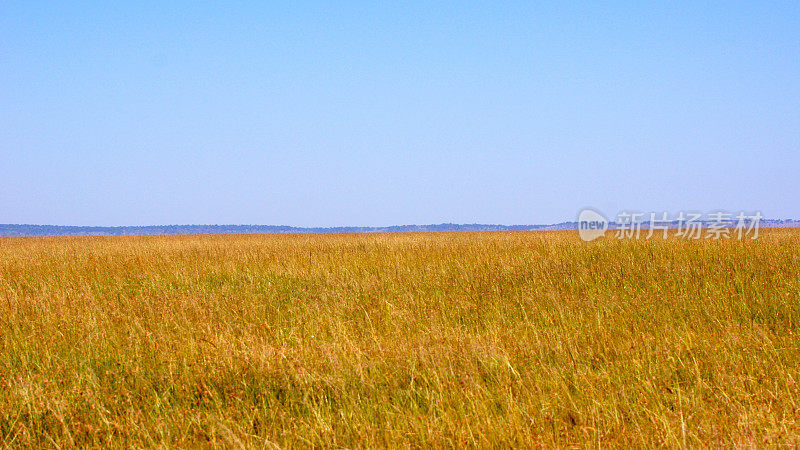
<box><xmin>1</xmin><ymin>230</ymin><xmax>799</xmax><ymax>446</ymax></box>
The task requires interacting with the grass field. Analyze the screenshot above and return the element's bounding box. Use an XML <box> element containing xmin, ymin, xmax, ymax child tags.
<box><xmin>1</xmin><ymin>229</ymin><xmax>799</xmax><ymax>447</ymax></box>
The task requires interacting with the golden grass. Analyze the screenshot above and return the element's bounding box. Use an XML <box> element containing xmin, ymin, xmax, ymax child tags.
<box><xmin>1</xmin><ymin>229</ymin><xmax>799</xmax><ymax>447</ymax></box>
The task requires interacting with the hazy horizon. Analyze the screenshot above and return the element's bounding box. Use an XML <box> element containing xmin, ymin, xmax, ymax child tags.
<box><xmin>3</xmin><ymin>214</ymin><xmax>799</xmax><ymax>230</ymax></box>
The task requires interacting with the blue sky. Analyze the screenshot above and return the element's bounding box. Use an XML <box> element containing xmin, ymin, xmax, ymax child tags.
<box><xmin>1</xmin><ymin>1</ymin><xmax>798</xmax><ymax>226</ymax></box>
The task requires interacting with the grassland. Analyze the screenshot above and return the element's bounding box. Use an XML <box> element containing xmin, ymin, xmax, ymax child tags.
<box><xmin>1</xmin><ymin>230</ymin><xmax>799</xmax><ymax>447</ymax></box>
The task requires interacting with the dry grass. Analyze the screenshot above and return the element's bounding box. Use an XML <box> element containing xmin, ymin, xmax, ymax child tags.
<box><xmin>1</xmin><ymin>229</ymin><xmax>799</xmax><ymax>447</ymax></box>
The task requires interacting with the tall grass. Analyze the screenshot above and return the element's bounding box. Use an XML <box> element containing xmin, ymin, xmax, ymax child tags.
<box><xmin>1</xmin><ymin>230</ymin><xmax>799</xmax><ymax>446</ymax></box>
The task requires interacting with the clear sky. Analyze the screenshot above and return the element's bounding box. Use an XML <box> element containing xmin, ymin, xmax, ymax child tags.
<box><xmin>1</xmin><ymin>1</ymin><xmax>798</xmax><ymax>227</ymax></box>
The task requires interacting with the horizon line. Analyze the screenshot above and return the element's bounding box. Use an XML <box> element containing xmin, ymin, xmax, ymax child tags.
<box><xmin>2</xmin><ymin>219</ymin><xmax>800</xmax><ymax>238</ymax></box>
<box><xmin>3</xmin><ymin>217</ymin><xmax>800</xmax><ymax>228</ymax></box>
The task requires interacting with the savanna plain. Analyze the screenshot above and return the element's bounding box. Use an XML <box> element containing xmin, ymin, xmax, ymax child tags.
<box><xmin>1</xmin><ymin>230</ymin><xmax>799</xmax><ymax>447</ymax></box>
